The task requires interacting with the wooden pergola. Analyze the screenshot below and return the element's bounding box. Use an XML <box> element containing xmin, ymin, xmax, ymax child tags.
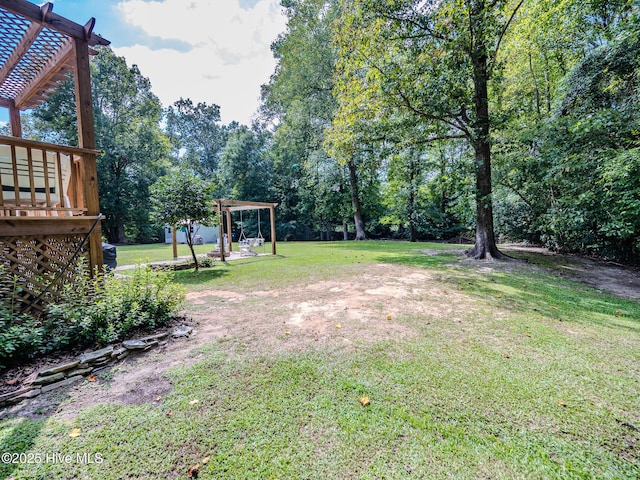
<box><xmin>0</xmin><ymin>0</ymin><xmax>109</xmax><ymax>315</ymax></box>
<box><xmin>215</xmin><ymin>199</ymin><xmax>278</xmax><ymax>261</ymax></box>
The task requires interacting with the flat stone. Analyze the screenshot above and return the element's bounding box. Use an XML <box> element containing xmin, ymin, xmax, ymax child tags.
<box><xmin>172</xmin><ymin>325</ymin><xmax>193</xmax><ymax>338</ymax></box>
<box><xmin>117</xmin><ymin>351</ymin><xmax>130</xmax><ymax>360</ymax></box>
<box><xmin>33</xmin><ymin>372</ymin><xmax>65</xmax><ymax>385</ymax></box>
<box><xmin>17</xmin><ymin>388</ymin><xmax>41</xmax><ymax>399</ymax></box>
<box><xmin>138</xmin><ymin>332</ymin><xmax>169</xmax><ymax>342</ymax></box>
<box><xmin>39</xmin><ymin>361</ymin><xmax>79</xmax><ymax>376</ymax></box>
<box><xmin>41</xmin><ymin>375</ymin><xmax>83</xmax><ymax>393</ymax></box>
<box><xmin>78</xmin><ymin>346</ymin><xmax>114</xmax><ymax>364</ymax></box>
<box><xmin>111</xmin><ymin>347</ymin><xmax>127</xmax><ymax>357</ymax></box>
<box><xmin>67</xmin><ymin>367</ymin><xmax>93</xmax><ymax>377</ymax></box>
<box><xmin>123</xmin><ymin>340</ymin><xmax>149</xmax><ymax>350</ymax></box>
<box><xmin>90</xmin><ymin>358</ymin><xmax>111</xmax><ymax>367</ymax></box>
<box><xmin>143</xmin><ymin>340</ymin><xmax>159</xmax><ymax>350</ymax></box>
<box><xmin>0</xmin><ymin>387</ymin><xmax>33</xmax><ymax>402</ymax></box>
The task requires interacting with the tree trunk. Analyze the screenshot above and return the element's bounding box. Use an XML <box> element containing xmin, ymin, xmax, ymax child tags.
<box><xmin>347</xmin><ymin>159</ymin><xmax>366</xmax><ymax>240</ymax></box>
<box><xmin>466</xmin><ymin>17</ymin><xmax>509</xmax><ymax>260</ymax></box>
<box><xmin>185</xmin><ymin>224</ymin><xmax>199</xmax><ymax>271</ymax></box>
<box><xmin>116</xmin><ymin>221</ymin><xmax>126</xmax><ymax>244</ymax></box>
<box><xmin>408</xmin><ymin>154</ymin><xmax>417</xmax><ymax>242</ymax></box>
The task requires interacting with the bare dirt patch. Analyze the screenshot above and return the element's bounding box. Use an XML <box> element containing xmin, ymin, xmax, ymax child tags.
<box><xmin>8</xmin><ymin>263</ymin><xmax>474</xmax><ymax>419</ymax></box>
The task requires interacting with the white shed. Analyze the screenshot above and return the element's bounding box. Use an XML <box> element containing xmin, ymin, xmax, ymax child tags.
<box><xmin>164</xmin><ymin>224</ymin><xmax>219</xmax><ymax>245</ymax></box>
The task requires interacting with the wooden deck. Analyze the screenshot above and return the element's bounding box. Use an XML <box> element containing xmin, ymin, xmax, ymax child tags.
<box><xmin>0</xmin><ymin>0</ymin><xmax>111</xmax><ymax>316</ymax></box>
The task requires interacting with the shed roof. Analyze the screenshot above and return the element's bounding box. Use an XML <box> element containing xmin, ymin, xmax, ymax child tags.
<box><xmin>0</xmin><ymin>0</ymin><xmax>109</xmax><ymax>111</ymax></box>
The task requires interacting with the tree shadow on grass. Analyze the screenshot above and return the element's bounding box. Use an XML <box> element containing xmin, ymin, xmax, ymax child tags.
<box><xmin>171</xmin><ymin>267</ymin><xmax>230</xmax><ymax>286</ymax></box>
<box><xmin>380</xmin><ymin>248</ymin><xmax>640</xmax><ymax>332</ymax></box>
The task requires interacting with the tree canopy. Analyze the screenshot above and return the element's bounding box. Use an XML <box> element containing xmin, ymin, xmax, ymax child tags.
<box><xmin>21</xmin><ymin>0</ymin><xmax>640</xmax><ymax>264</ymax></box>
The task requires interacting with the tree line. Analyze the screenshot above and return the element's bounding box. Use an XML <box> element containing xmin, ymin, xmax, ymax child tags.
<box><xmin>9</xmin><ymin>0</ymin><xmax>640</xmax><ymax>263</ymax></box>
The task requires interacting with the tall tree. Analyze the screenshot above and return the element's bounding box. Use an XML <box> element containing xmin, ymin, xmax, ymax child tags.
<box><xmin>32</xmin><ymin>47</ymin><xmax>170</xmax><ymax>243</ymax></box>
<box><xmin>164</xmin><ymin>99</ymin><xmax>230</xmax><ymax>176</ymax></box>
<box><xmin>262</xmin><ymin>0</ymin><xmax>370</xmax><ymax>239</ymax></box>
<box><xmin>331</xmin><ymin>0</ymin><xmax>525</xmax><ymax>257</ymax></box>
<box><xmin>217</xmin><ymin>126</ymin><xmax>273</xmax><ymax>201</ymax></box>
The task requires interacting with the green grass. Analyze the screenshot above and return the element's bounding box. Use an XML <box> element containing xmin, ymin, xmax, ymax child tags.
<box><xmin>114</xmin><ymin>242</ymin><xmax>215</xmax><ymax>266</ymax></box>
<box><xmin>1</xmin><ymin>241</ymin><xmax>638</xmax><ymax>479</ymax></box>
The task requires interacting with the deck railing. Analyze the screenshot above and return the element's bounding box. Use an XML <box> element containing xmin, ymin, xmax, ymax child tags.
<box><xmin>0</xmin><ymin>135</ymin><xmax>98</xmax><ymax>217</ymax></box>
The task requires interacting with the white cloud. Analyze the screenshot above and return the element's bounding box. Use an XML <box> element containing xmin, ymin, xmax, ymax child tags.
<box><xmin>113</xmin><ymin>0</ymin><xmax>286</xmax><ymax>124</ymax></box>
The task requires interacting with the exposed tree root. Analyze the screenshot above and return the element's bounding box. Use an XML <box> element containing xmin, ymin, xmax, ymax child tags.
<box><xmin>465</xmin><ymin>245</ymin><xmax>527</xmax><ymax>262</ymax></box>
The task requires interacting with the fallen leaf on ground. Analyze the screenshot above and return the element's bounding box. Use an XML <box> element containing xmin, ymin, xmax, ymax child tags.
<box><xmin>188</xmin><ymin>463</ymin><xmax>200</xmax><ymax>478</ymax></box>
<box><xmin>5</xmin><ymin>378</ymin><xmax>18</xmax><ymax>385</ymax></box>
<box><xmin>87</xmin><ymin>374</ymin><xmax>97</xmax><ymax>382</ymax></box>
<box><xmin>202</xmin><ymin>456</ymin><xmax>210</xmax><ymax>464</ymax></box>
<box><xmin>335</xmin><ymin>324</ymin><xmax>343</xmax><ymax>329</ymax></box>
<box><xmin>166</xmin><ymin>410</ymin><xmax>173</xmax><ymax>417</ymax></box>
<box><xmin>503</xmin><ymin>354</ymin><xmax>510</xmax><ymax>358</ymax></box>
<box><xmin>386</xmin><ymin>315</ymin><xmax>392</xmax><ymax>321</ymax></box>
<box><xmin>189</xmin><ymin>399</ymin><xmax>200</xmax><ymax>405</ymax></box>
<box><xmin>69</xmin><ymin>428</ymin><xmax>81</xmax><ymax>438</ymax></box>
<box><xmin>155</xmin><ymin>396</ymin><xmax>161</xmax><ymax>402</ymax></box>
<box><xmin>615</xmin><ymin>310</ymin><xmax>623</xmax><ymax>316</ymax></box>
<box><xmin>557</xmin><ymin>400</ymin><xmax>566</xmax><ymax>407</ymax></box>
<box><xmin>284</xmin><ymin>330</ymin><xmax>290</xmax><ymax>335</ymax></box>
<box><xmin>359</xmin><ymin>396</ymin><xmax>370</xmax><ymax>407</ymax></box>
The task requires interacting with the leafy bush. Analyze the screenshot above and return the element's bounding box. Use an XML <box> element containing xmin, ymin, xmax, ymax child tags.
<box><xmin>0</xmin><ymin>269</ymin><xmax>45</xmax><ymax>368</ymax></box>
<box><xmin>196</xmin><ymin>255</ymin><xmax>216</xmax><ymax>268</ymax></box>
<box><xmin>0</xmin><ymin>261</ymin><xmax>185</xmax><ymax>368</ymax></box>
<box><xmin>46</xmin><ymin>262</ymin><xmax>185</xmax><ymax>348</ymax></box>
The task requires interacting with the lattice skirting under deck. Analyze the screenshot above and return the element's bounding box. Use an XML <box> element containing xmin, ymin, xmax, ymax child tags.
<box><xmin>0</xmin><ymin>235</ymin><xmax>90</xmax><ymax>317</ymax></box>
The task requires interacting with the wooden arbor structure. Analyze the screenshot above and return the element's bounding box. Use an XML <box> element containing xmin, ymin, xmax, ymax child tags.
<box><xmin>214</xmin><ymin>199</ymin><xmax>278</xmax><ymax>261</ymax></box>
<box><xmin>0</xmin><ymin>0</ymin><xmax>109</xmax><ymax>315</ymax></box>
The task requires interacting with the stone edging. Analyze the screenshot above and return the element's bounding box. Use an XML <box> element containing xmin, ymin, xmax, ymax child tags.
<box><xmin>0</xmin><ymin>325</ymin><xmax>194</xmax><ymax>408</ymax></box>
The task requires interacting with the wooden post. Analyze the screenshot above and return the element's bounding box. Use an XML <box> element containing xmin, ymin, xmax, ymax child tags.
<box><xmin>172</xmin><ymin>226</ymin><xmax>178</xmax><ymax>259</ymax></box>
<box><xmin>225</xmin><ymin>209</ymin><xmax>233</xmax><ymax>252</ymax></box>
<box><xmin>9</xmin><ymin>101</ymin><xmax>21</xmax><ymax>138</ymax></box>
<box><xmin>217</xmin><ymin>201</ymin><xmax>225</xmax><ymax>262</ymax></box>
<box><xmin>73</xmin><ymin>36</ymin><xmax>102</xmax><ymax>271</ymax></box>
<box><xmin>270</xmin><ymin>205</ymin><xmax>277</xmax><ymax>255</ymax></box>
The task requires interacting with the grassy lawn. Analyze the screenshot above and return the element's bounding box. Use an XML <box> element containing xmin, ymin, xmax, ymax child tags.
<box><xmin>1</xmin><ymin>241</ymin><xmax>638</xmax><ymax>479</ymax></box>
<box><xmin>113</xmin><ymin>242</ymin><xmax>216</xmax><ymax>266</ymax></box>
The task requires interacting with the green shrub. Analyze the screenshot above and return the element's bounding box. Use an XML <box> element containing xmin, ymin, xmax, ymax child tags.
<box><xmin>0</xmin><ymin>260</ymin><xmax>185</xmax><ymax>369</ymax></box>
<box><xmin>46</xmin><ymin>262</ymin><xmax>185</xmax><ymax>348</ymax></box>
<box><xmin>0</xmin><ymin>269</ymin><xmax>45</xmax><ymax>368</ymax></box>
<box><xmin>196</xmin><ymin>255</ymin><xmax>216</xmax><ymax>268</ymax></box>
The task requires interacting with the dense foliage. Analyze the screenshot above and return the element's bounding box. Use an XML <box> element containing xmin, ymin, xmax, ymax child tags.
<box><xmin>0</xmin><ymin>264</ymin><xmax>184</xmax><ymax>369</ymax></box>
<box><xmin>19</xmin><ymin>0</ymin><xmax>640</xmax><ymax>262</ymax></box>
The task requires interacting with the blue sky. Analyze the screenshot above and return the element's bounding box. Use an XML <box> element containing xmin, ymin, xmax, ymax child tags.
<box><xmin>2</xmin><ymin>0</ymin><xmax>286</xmax><ymax>125</ymax></box>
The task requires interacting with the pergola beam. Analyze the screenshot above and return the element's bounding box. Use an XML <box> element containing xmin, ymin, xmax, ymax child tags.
<box><xmin>14</xmin><ymin>38</ymin><xmax>74</xmax><ymax>109</ymax></box>
<box><xmin>0</xmin><ymin>18</ymin><xmax>43</xmax><ymax>86</ymax></box>
<box><xmin>0</xmin><ymin>1</ymin><xmax>109</xmax><ymax>46</ymax></box>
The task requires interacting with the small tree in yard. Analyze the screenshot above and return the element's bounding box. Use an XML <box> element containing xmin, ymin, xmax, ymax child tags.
<box><xmin>151</xmin><ymin>169</ymin><xmax>215</xmax><ymax>271</ymax></box>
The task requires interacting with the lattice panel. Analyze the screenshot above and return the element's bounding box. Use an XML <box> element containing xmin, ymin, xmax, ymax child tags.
<box><xmin>0</xmin><ymin>8</ymin><xmax>72</xmax><ymax>102</ymax></box>
<box><xmin>0</xmin><ymin>234</ymin><xmax>90</xmax><ymax>317</ymax></box>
